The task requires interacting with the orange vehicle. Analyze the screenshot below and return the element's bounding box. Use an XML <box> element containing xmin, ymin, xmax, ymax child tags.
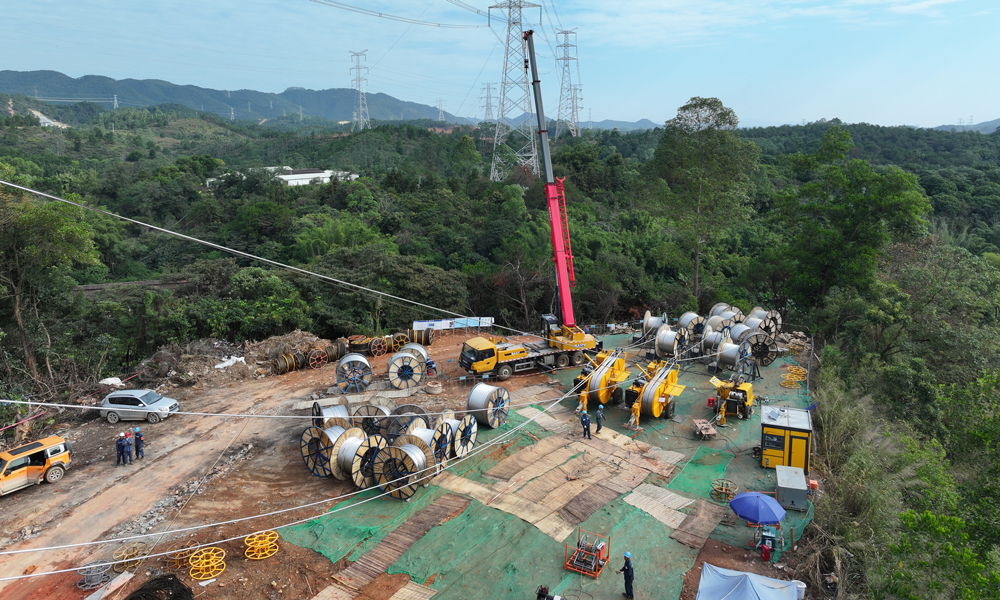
<box><xmin>0</xmin><ymin>435</ymin><xmax>73</xmax><ymax>495</ymax></box>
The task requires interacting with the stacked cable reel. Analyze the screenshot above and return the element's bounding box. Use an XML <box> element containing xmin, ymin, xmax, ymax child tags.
<box><xmin>112</xmin><ymin>541</ymin><xmax>147</xmax><ymax>573</ymax></box>
<box><xmin>781</xmin><ymin>366</ymin><xmax>808</xmax><ymax>389</ymax></box>
<box><xmin>467</xmin><ymin>383</ymin><xmax>511</xmax><ymax>429</ymax></box>
<box><xmin>188</xmin><ymin>547</ymin><xmax>226</xmax><ymax>580</ymax></box>
<box><xmin>244</xmin><ymin>530</ymin><xmax>280</xmax><ymax>560</ymax></box>
<box><xmin>438</xmin><ymin>409</ymin><xmax>478</xmax><ymax>459</ymax></box>
<box><xmin>353</xmin><ymin>396</ymin><xmax>397</xmax><ymax>437</ymax></box>
<box><xmin>300</xmin><ymin>400</ymin><xmax>391</xmax><ymax>489</ymax></box>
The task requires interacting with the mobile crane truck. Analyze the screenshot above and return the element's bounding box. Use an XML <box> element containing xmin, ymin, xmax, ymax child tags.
<box><xmin>459</xmin><ymin>30</ymin><xmax>600</xmax><ymax>381</ymax></box>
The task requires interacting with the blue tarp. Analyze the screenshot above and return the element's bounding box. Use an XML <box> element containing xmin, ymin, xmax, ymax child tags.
<box><xmin>696</xmin><ymin>563</ymin><xmax>799</xmax><ymax>600</ymax></box>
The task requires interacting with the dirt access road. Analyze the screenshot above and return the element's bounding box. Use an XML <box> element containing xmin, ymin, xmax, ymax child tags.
<box><xmin>0</xmin><ymin>333</ymin><xmax>552</xmax><ymax>599</ymax></box>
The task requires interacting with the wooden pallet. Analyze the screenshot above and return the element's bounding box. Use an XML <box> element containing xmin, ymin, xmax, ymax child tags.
<box><xmin>334</xmin><ymin>494</ymin><xmax>469</xmax><ymax>589</ymax></box>
<box><xmin>558</xmin><ymin>484</ymin><xmax>620</xmax><ymax>525</ymax></box>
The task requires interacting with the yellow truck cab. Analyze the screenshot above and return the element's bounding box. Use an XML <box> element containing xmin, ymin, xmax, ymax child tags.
<box><xmin>0</xmin><ymin>435</ymin><xmax>73</xmax><ymax>495</ymax></box>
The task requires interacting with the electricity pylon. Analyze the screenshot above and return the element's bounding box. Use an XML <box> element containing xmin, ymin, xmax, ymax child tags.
<box><xmin>555</xmin><ymin>29</ymin><xmax>580</xmax><ymax>138</ymax></box>
<box><xmin>350</xmin><ymin>50</ymin><xmax>371</xmax><ymax>131</ymax></box>
<box><xmin>480</xmin><ymin>83</ymin><xmax>496</xmax><ymax>124</ymax></box>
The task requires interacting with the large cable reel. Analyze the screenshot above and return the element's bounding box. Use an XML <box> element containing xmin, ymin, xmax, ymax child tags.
<box><xmin>742</xmin><ymin>331</ymin><xmax>779</xmax><ymax>367</ymax></box>
<box><xmin>678</xmin><ymin>312</ymin><xmax>709</xmax><ymax>339</ymax></box>
<box><xmin>708</xmin><ymin>303</ymin><xmax>732</xmax><ymax>318</ymax></box>
<box><xmin>312</xmin><ymin>400</ymin><xmax>353</xmax><ymax>428</ymax></box>
<box><xmin>298</xmin><ymin>419</ymin><xmax>352</xmax><ymax>478</ymax></box>
<box><xmin>335</xmin><ymin>353</ymin><xmax>373</xmax><ymax>393</ymax></box>
<box><xmin>387</xmin><ymin>351</ymin><xmax>426</xmax><ymax>390</ymax></box>
<box><xmin>653</xmin><ymin>324</ymin><xmax>685</xmax><ymax>358</ymax></box>
<box><xmin>701</xmin><ymin>331</ymin><xmax>732</xmax><ymax>358</ymax></box>
<box><xmin>706</xmin><ymin>315</ymin><xmax>735</xmax><ymax>338</ymax></box>
<box><xmin>750</xmin><ymin>308</ymin><xmax>782</xmax><ymax>336</ymax></box>
<box><xmin>385</xmin><ymin>404</ymin><xmax>429</xmax><ymax>441</ymax></box>
<box><xmin>467</xmin><ymin>383</ymin><xmax>510</xmax><ymax>428</ymax></box>
<box><xmin>374</xmin><ymin>434</ymin><xmax>436</xmax><ymax>500</ymax></box>
<box><xmin>642</xmin><ymin>310</ymin><xmax>666</xmax><ymax>337</ymax></box>
<box><xmin>353</xmin><ymin>399</ymin><xmax>395</xmax><ymax>437</ymax></box>
<box><xmin>639</xmin><ymin>366</ymin><xmax>683</xmax><ymax>419</ymax></box>
<box><xmin>438</xmin><ymin>410</ymin><xmax>478</xmax><ymax>458</ymax></box>
<box><xmin>582</xmin><ymin>349</ymin><xmax>627</xmax><ymax>406</ymax></box>
<box><xmin>719</xmin><ymin>310</ymin><xmax>745</xmax><ymax>325</ymax></box>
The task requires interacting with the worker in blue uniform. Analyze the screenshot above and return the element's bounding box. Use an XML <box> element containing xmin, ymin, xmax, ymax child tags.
<box><xmin>616</xmin><ymin>551</ymin><xmax>634</xmax><ymax>599</ymax></box>
<box><xmin>580</xmin><ymin>411</ymin><xmax>592</xmax><ymax>440</ymax></box>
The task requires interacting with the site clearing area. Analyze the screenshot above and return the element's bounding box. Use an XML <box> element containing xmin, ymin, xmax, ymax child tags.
<box><xmin>0</xmin><ymin>330</ymin><xmax>816</xmax><ymax>600</ymax></box>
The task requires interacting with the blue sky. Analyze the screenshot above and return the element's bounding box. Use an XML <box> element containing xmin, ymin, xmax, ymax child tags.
<box><xmin>3</xmin><ymin>0</ymin><xmax>997</xmax><ymax>127</ymax></box>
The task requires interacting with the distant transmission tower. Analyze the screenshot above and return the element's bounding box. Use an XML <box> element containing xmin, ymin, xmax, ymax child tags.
<box><xmin>480</xmin><ymin>83</ymin><xmax>496</xmax><ymax>123</ymax></box>
<box><xmin>489</xmin><ymin>0</ymin><xmax>540</xmax><ymax>182</ymax></box>
<box><xmin>555</xmin><ymin>29</ymin><xmax>580</xmax><ymax>138</ymax></box>
<box><xmin>350</xmin><ymin>50</ymin><xmax>371</xmax><ymax>131</ymax></box>
<box><xmin>113</xmin><ymin>94</ymin><xmax>118</xmax><ymax>109</ymax></box>
<box><xmin>570</xmin><ymin>84</ymin><xmax>582</xmax><ymax>134</ymax></box>
<box><xmin>438</xmin><ymin>98</ymin><xmax>445</xmax><ymax>122</ymax></box>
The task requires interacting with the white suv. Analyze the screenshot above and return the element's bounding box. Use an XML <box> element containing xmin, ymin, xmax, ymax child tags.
<box><xmin>99</xmin><ymin>389</ymin><xmax>180</xmax><ymax>424</ymax></box>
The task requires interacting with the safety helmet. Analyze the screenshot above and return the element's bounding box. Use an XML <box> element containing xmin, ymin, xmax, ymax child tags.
<box><xmin>134</xmin><ymin>427</ymin><xmax>140</xmax><ymax>432</ymax></box>
<box><xmin>599</xmin><ymin>405</ymin><xmax>603</xmax><ymax>409</ymax></box>
<box><xmin>582</xmin><ymin>410</ymin><xmax>587</xmax><ymax>414</ymax></box>
<box><xmin>624</xmin><ymin>551</ymin><xmax>631</xmax><ymax>558</ymax></box>
<box><xmin>119</xmin><ymin>432</ymin><xmax>125</xmax><ymax>437</ymax></box>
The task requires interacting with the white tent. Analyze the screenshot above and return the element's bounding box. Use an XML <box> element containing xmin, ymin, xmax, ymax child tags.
<box><xmin>695</xmin><ymin>563</ymin><xmax>799</xmax><ymax>600</ymax></box>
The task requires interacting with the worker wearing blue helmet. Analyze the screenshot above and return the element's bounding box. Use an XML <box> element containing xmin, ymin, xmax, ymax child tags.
<box><xmin>596</xmin><ymin>405</ymin><xmax>605</xmax><ymax>434</ymax></box>
<box><xmin>616</xmin><ymin>551</ymin><xmax>634</xmax><ymax>598</ymax></box>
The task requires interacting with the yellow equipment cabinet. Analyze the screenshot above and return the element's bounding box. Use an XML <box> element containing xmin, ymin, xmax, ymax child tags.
<box><xmin>760</xmin><ymin>407</ymin><xmax>813</xmax><ymax>474</ymax></box>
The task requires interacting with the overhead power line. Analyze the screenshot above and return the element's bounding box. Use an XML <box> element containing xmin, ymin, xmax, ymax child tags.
<box><xmin>308</xmin><ymin>0</ymin><xmax>488</xmax><ymax>28</ymax></box>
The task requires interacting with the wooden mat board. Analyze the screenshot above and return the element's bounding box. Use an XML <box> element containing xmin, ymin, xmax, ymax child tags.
<box><xmin>534</xmin><ymin>511</ymin><xmax>576</xmax><ymax>542</ymax></box>
<box><xmin>435</xmin><ymin>472</ymin><xmax>495</xmax><ymax>504</ymax></box>
<box><xmin>631</xmin><ymin>483</ymin><xmax>695</xmax><ymax>510</ymax></box>
<box><xmin>312</xmin><ymin>583</ymin><xmax>356</xmax><ymax>600</ymax></box>
<box><xmin>670</xmin><ymin>498</ymin><xmax>729</xmax><ymax>549</ymax></box>
<box><xmin>558</xmin><ymin>483</ymin><xmax>621</xmax><ymax>525</ymax></box>
<box><xmin>623</xmin><ymin>491</ymin><xmax>688</xmax><ymax>529</ymax></box>
<box><xmin>388</xmin><ymin>582</ymin><xmax>437</xmax><ymax>600</ymax></box>
<box><xmin>540</xmin><ymin>478</ymin><xmax>594</xmax><ymax>510</ymax></box>
<box><xmin>602</xmin><ymin>461</ymin><xmax>651</xmax><ymax>494</ymax></box>
<box><xmin>515</xmin><ymin>407</ymin><xmax>571</xmax><ymax>432</ymax></box>
<box><xmin>644</xmin><ymin>447</ymin><xmax>686</xmax><ymax>465</ymax></box>
<box><xmin>490</xmin><ymin>493</ymin><xmax>551</xmax><ymax>524</ymax></box>
<box><xmin>335</xmin><ymin>494</ymin><xmax>470</xmax><ymax>589</ymax></box>
<box><xmin>514</xmin><ymin>471</ymin><xmax>569</xmax><ymax>503</ymax></box>
<box><xmin>502</xmin><ymin>446</ymin><xmax>578</xmax><ymax>486</ymax></box>
<box><xmin>484</xmin><ymin>435</ymin><xmax>569</xmax><ymax>480</ymax></box>
<box><xmin>510</xmin><ymin>384</ymin><xmax>557</xmax><ymax>400</ymax></box>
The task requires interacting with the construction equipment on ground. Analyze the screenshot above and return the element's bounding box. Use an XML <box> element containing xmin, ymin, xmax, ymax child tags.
<box><xmin>459</xmin><ymin>30</ymin><xmax>599</xmax><ymax>381</ymax></box>
<box><xmin>573</xmin><ymin>348</ymin><xmax>631</xmax><ymax>413</ymax></box>
<box><xmin>564</xmin><ymin>528</ymin><xmax>610</xmax><ymax>578</ymax></box>
<box><xmin>710</xmin><ymin>375</ymin><xmax>755</xmax><ymax>424</ymax></box>
<box><xmin>467</xmin><ymin>383</ymin><xmax>511</xmax><ymax>428</ymax></box>
<box><xmin>624</xmin><ymin>359</ymin><xmax>686</xmax><ymax>420</ymax></box>
<box><xmin>535</xmin><ymin>584</ymin><xmax>564</xmax><ymax>600</ymax></box>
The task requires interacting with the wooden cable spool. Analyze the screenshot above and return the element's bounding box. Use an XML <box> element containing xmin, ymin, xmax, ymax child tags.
<box><xmin>307</xmin><ymin>347</ymin><xmax>329</xmax><ymax>369</ymax></box>
<box><xmin>708</xmin><ymin>302</ymin><xmax>732</xmax><ymax>318</ymax></box>
<box><xmin>409</xmin><ymin>328</ymin><xmax>434</xmax><ymax>346</ymax></box>
<box><xmin>386</xmin><ymin>404</ymin><xmax>430</xmax><ymax>440</ymax></box>
<box><xmin>391</xmin><ymin>332</ymin><xmax>410</xmax><ymax>351</ymax></box>
<box><xmin>728</xmin><ymin>323</ymin><xmax>754</xmax><ymax>345</ymax></box>
<box><xmin>719</xmin><ymin>309</ymin><xmax>745</xmax><ymax>325</ymax></box>
<box><xmin>298</xmin><ymin>422</ymin><xmax>350</xmax><ymax>477</ymax></box>
<box><xmin>717</xmin><ymin>342</ymin><xmax>744</xmax><ymax>370</ymax></box>
<box><xmin>442</xmin><ymin>413</ymin><xmax>478</xmax><ymax>458</ymax></box>
<box><xmin>467</xmin><ymin>383</ymin><xmax>511</xmax><ymax>428</ymax></box>
<box><xmin>312</xmin><ymin>401</ymin><xmax>353</xmax><ymax>428</ymax></box>
<box><xmin>374</xmin><ymin>434</ymin><xmax>436</xmax><ymax>500</ymax></box>
<box><xmin>653</xmin><ymin>324</ymin><xmax>683</xmax><ymax>358</ymax></box>
<box><xmin>353</xmin><ymin>403</ymin><xmax>392</xmax><ymax>436</ymax></box>
<box><xmin>399</xmin><ymin>342</ymin><xmax>429</xmax><ymax>363</ymax></box>
<box><xmin>701</xmin><ymin>331</ymin><xmax>732</xmax><ymax>357</ymax></box>
<box><xmin>743</xmin><ymin>332</ymin><xmax>779</xmax><ymax>367</ymax></box>
<box><xmin>368</xmin><ymin>336</ymin><xmax>388</xmax><ymax>356</ymax></box>
<box><xmin>335</xmin><ymin>353</ymin><xmax>373</xmax><ymax>393</ymax></box>
<box><xmin>329</xmin><ymin>426</ymin><xmax>366</xmax><ymax>480</ymax></box>
<box><xmin>342</xmin><ymin>433</ymin><xmax>388</xmax><ymax>488</ymax></box>
<box><xmin>387</xmin><ymin>351</ymin><xmax>426</xmax><ymax>390</ymax></box>
<box><xmin>643</xmin><ymin>310</ymin><xmax>666</xmax><ymax>336</ymax></box>
<box><xmin>706</xmin><ymin>315</ymin><xmax>734</xmax><ymax>338</ymax></box>
<box><xmin>409</xmin><ymin>422</ymin><xmax>454</xmax><ymax>466</ymax></box>
<box><xmin>678</xmin><ymin>312</ymin><xmax>708</xmax><ymax>338</ymax></box>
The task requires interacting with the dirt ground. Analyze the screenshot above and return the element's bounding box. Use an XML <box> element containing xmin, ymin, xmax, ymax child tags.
<box><xmin>678</xmin><ymin>539</ymin><xmax>795</xmax><ymax>600</ymax></box>
<box><xmin>0</xmin><ymin>332</ymin><xmax>554</xmax><ymax>600</ymax></box>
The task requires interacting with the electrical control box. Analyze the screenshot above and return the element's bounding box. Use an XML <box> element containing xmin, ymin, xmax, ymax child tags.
<box><xmin>775</xmin><ymin>465</ymin><xmax>809</xmax><ymax>511</ymax></box>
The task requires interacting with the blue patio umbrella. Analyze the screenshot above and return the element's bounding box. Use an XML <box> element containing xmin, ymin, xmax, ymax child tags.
<box><xmin>729</xmin><ymin>492</ymin><xmax>786</xmax><ymax>525</ymax></box>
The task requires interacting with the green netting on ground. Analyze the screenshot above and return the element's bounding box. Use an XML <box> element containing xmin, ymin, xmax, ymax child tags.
<box><xmin>450</xmin><ymin>409</ymin><xmax>551</xmax><ymax>486</ymax></box>
<box><xmin>667</xmin><ymin>446</ymin><xmax>734</xmax><ymax>499</ymax></box>
<box><xmin>279</xmin><ymin>485</ymin><xmax>444</xmax><ymax>563</ymax></box>
<box><xmin>388</xmin><ymin>497</ymin><xmax>698</xmax><ymax>600</ymax></box>
<box><xmin>708</xmin><ymin>501</ymin><xmax>814</xmax><ymax>563</ymax></box>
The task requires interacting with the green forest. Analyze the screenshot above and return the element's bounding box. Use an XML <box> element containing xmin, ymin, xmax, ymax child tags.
<box><xmin>3</xmin><ymin>92</ymin><xmax>1000</xmax><ymax>597</ymax></box>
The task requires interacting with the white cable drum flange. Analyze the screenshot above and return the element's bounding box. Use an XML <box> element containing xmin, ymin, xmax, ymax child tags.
<box><xmin>642</xmin><ymin>310</ymin><xmax>665</xmax><ymax>335</ymax></box>
<box><xmin>330</xmin><ymin>427</ymin><xmax>366</xmax><ymax>481</ymax></box>
<box><xmin>701</xmin><ymin>331</ymin><xmax>732</xmax><ymax>356</ymax></box>
<box><xmin>444</xmin><ymin>414</ymin><xmax>478</xmax><ymax>458</ymax></box>
<box><xmin>708</xmin><ymin>302</ymin><xmax>732</xmax><ymax>318</ymax></box>
<box><xmin>348</xmin><ymin>434</ymin><xmax>388</xmax><ymax>489</ymax></box>
<box><xmin>335</xmin><ymin>353</ymin><xmax>373</xmax><ymax>393</ymax></box>
<box><xmin>719</xmin><ymin>309</ymin><xmax>745</xmax><ymax>325</ymax></box>
<box><xmin>654</xmin><ymin>324</ymin><xmax>682</xmax><ymax>358</ymax></box>
<box><xmin>353</xmin><ymin>403</ymin><xmax>392</xmax><ymax>437</ymax></box>
<box><xmin>678</xmin><ymin>312</ymin><xmax>708</xmax><ymax>338</ymax></box>
<box><xmin>717</xmin><ymin>342</ymin><xmax>743</xmax><ymax>370</ymax></box>
<box><xmin>387</xmin><ymin>351</ymin><xmax>426</xmax><ymax>390</ymax></box>
<box><xmin>467</xmin><ymin>383</ymin><xmax>511</xmax><ymax>428</ymax></box>
<box><xmin>398</xmin><ymin>343</ymin><xmax>429</xmax><ymax>364</ymax></box>
<box><xmin>435</xmin><ymin>409</ymin><xmax>456</xmax><ymax>429</ymax></box>
<box><xmin>312</xmin><ymin>402</ymin><xmax>353</xmax><ymax>428</ymax></box>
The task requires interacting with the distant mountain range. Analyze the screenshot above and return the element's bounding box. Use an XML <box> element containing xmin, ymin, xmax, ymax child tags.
<box><xmin>934</xmin><ymin>118</ymin><xmax>1000</xmax><ymax>134</ymax></box>
<box><xmin>0</xmin><ymin>70</ymin><xmax>660</xmax><ymax>131</ymax></box>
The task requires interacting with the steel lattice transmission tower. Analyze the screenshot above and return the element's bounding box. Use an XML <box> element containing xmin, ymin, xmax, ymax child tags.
<box><xmin>350</xmin><ymin>50</ymin><xmax>371</xmax><ymax>131</ymax></box>
<box><xmin>480</xmin><ymin>83</ymin><xmax>496</xmax><ymax>123</ymax></box>
<box><xmin>489</xmin><ymin>0</ymin><xmax>540</xmax><ymax>182</ymax></box>
<box><xmin>555</xmin><ymin>29</ymin><xmax>581</xmax><ymax>138</ymax></box>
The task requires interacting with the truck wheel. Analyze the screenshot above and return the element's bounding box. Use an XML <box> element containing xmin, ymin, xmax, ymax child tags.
<box><xmin>497</xmin><ymin>365</ymin><xmax>513</xmax><ymax>381</ymax></box>
<box><xmin>106</xmin><ymin>412</ymin><xmax>120</xmax><ymax>424</ymax></box>
<box><xmin>571</xmin><ymin>351</ymin><xmax>585</xmax><ymax>366</ymax></box>
<box><xmin>556</xmin><ymin>354</ymin><xmax>570</xmax><ymax>368</ymax></box>
<box><xmin>146</xmin><ymin>412</ymin><xmax>160</xmax><ymax>424</ymax></box>
<box><xmin>44</xmin><ymin>465</ymin><xmax>64</xmax><ymax>484</ymax></box>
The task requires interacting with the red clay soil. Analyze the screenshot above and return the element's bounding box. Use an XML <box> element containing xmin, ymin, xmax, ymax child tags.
<box><xmin>679</xmin><ymin>539</ymin><xmax>794</xmax><ymax>600</ymax></box>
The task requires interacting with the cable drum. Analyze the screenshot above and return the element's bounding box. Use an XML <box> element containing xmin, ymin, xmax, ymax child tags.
<box><xmin>386</xmin><ymin>404</ymin><xmax>430</xmax><ymax>441</ymax></box>
<box><xmin>717</xmin><ymin>342</ymin><xmax>745</xmax><ymax>370</ymax></box>
<box><xmin>678</xmin><ymin>312</ymin><xmax>708</xmax><ymax>338</ymax></box>
<box><xmin>640</xmin><ymin>367</ymin><xmax>678</xmax><ymax>418</ymax></box>
<box><xmin>312</xmin><ymin>401</ymin><xmax>352</xmax><ymax>428</ymax></box>
<box><xmin>742</xmin><ymin>332</ymin><xmax>779</xmax><ymax>367</ymax></box>
<box><xmin>329</xmin><ymin>427</ymin><xmax>366</xmax><ymax>481</ymax></box>
<box><xmin>728</xmin><ymin>323</ymin><xmax>755</xmax><ymax>345</ymax></box>
<box><xmin>706</xmin><ymin>315</ymin><xmax>734</xmax><ymax>338</ymax></box>
<box><xmin>299</xmin><ymin>425</ymin><xmax>346</xmax><ymax>477</ymax></box>
<box><xmin>409</xmin><ymin>423</ymin><xmax>454</xmax><ymax>466</ymax></box>
<box><xmin>353</xmin><ymin>403</ymin><xmax>392</xmax><ymax>436</ymax></box>
<box><xmin>750</xmin><ymin>308</ymin><xmax>783</xmax><ymax>336</ymax></box>
<box><xmin>335</xmin><ymin>353</ymin><xmax>373</xmax><ymax>393</ymax></box>
<box><xmin>349</xmin><ymin>434</ymin><xmax>388</xmax><ymax>488</ymax></box>
<box><xmin>374</xmin><ymin>434</ymin><xmax>436</xmax><ymax>500</ymax></box>
<box><xmin>399</xmin><ymin>343</ymin><xmax>429</xmax><ymax>363</ymax></box>
<box><xmin>653</xmin><ymin>324</ymin><xmax>683</xmax><ymax>358</ymax></box>
<box><xmin>719</xmin><ymin>310</ymin><xmax>745</xmax><ymax>325</ymax></box>
<box><xmin>701</xmin><ymin>331</ymin><xmax>732</xmax><ymax>356</ymax></box>
<box><xmin>467</xmin><ymin>383</ymin><xmax>511</xmax><ymax>428</ymax></box>
<box><xmin>642</xmin><ymin>310</ymin><xmax>666</xmax><ymax>336</ymax></box>
<box><xmin>387</xmin><ymin>351</ymin><xmax>426</xmax><ymax>390</ymax></box>
<box><xmin>708</xmin><ymin>302</ymin><xmax>732</xmax><ymax>318</ymax></box>
<box><xmin>742</xmin><ymin>316</ymin><xmax>766</xmax><ymax>332</ymax></box>
<box><xmin>440</xmin><ymin>412</ymin><xmax>478</xmax><ymax>458</ymax></box>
